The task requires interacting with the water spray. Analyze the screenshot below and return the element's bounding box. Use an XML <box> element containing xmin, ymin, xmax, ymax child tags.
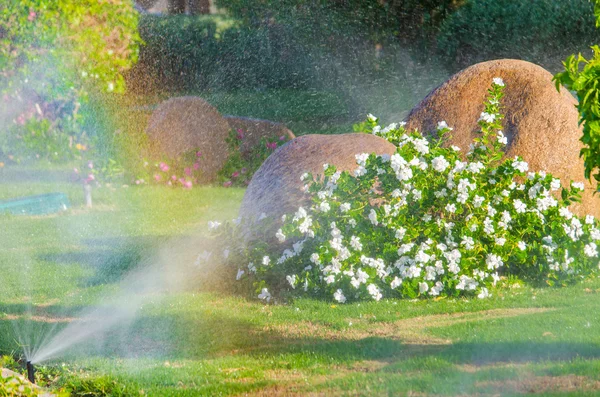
<box><xmin>26</xmin><ymin>361</ymin><xmax>35</xmax><ymax>384</ymax></box>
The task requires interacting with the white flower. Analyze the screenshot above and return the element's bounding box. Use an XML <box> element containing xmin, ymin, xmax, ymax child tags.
<box><xmin>479</xmin><ymin>112</ymin><xmax>496</xmax><ymax>123</ymax></box>
<box><xmin>391</xmin><ymin>277</ymin><xmax>403</xmax><ymax>289</ymax></box>
<box><xmin>493</xmin><ymin>77</ymin><xmax>505</xmax><ymax>86</ymax></box>
<box><xmin>208</xmin><ymin>221</ymin><xmax>221</xmax><ymax>230</ymax></box>
<box><xmin>319</xmin><ymin>201</ymin><xmax>331</xmax><ymax>212</ymax></box>
<box><xmin>340</xmin><ymin>203</ymin><xmax>351</xmax><ymax>212</ymax></box>
<box><xmin>467</xmin><ymin>162</ymin><xmax>485</xmax><ymax>173</ymax></box>
<box><xmin>276</xmin><ymin>229</ymin><xmax>286</xmax><ymax>243</ymax></box>
<box><xmin>430</xmin><ymin>281</ymin><xmax>444</xmax><ymax>296</ymax></box>
<box><xmin>478</xmin><ymin>287</ymin><xmax>491</xmax><ymax>299</ymax></box>
<box><xmin>350</xmin><ymin>236</ymin><xmax>363</xmax><ymax>251</ymax></box>
<box><xmin>367</xmin><ymin>113</ymin><xmax>377</xmax><ymax>122</ymax></box>
<box><xmin>587</xmin><ymin>215</ymin><xmax>596</xmax><ymax>225</ymax></box>
<box><xmin>551</xmin><ymin>179</ymin><xmax>561</xmax><ymax>191</ymax></box>
<box><xmin>451</xmin><ymin>145</ymin><xmax>461</xmax><ymax>152</ymax></box>
<box><xmin>461</xmin><ymin>236</ymin><xmax>475</xmax><ymax>250</ymax></box>
<box><xmin>559</xmin><ymin>207</ymin><xmax>573</xmax><ymax>220</ymax></box>
<box><xmin>310</xmin><ymin>253</ymin><xmax>321</xmax><ymax>265</ymax></box>
<box><xmin>258</xmin><ymin>288</ymin><xmax>271</xmax><ymax>302</ymax></box>
<box><xmin>367</xmin><ymin>284</ymin><xmax>382</xmax><ymax>301</ymax></box>
<box><xmin>572</xmin><ymin>181</ymin><xmax>585</xmax><ymax>191</ymax></box>
<box><xmin>495</xmin><ymin>237</ymin><xmax>506</xmax><ymax>246</ymax></box>
<box><xmin>437</xmin><ymin>120</ymin><xmax>453</xmax><ymax>131</ymax></box>
<box><xmin>323</xmin><ymin>163</ymin><xmax>330</xmax><ymax>171</ymax></box>
<box><xmin>413</xmin><ymin>138</ymin><xmax>430</xmax><ymax>154</ymax></box>
<box><xmin>349</xmin><ymin>218</ymin><xmax>357</xmax><ymax>227</ymax></box>
<box><xmin>236</xmin><ymin>269</ymin><xmax>245</xmax><ymax>280</ymax></box>
<box><xmin>517</xmin><ymin>241</ymin><xmax>527</xmax><ymax>251</ymax></box>
<box><xmin>325</xmin><ymin>275</ymin><xmax>335</xmax><ymax>284</ymax></box>
<box><xmin>585</xmin><ymin>242</ymin><xmax>598</xmax><ymax>258</ymax></box>
<box><xmin>418</xmin><ymin>282</ymin><xmax>429</xmax><ymax>294</ymax></box>
<box><xmin>445</xmin><ymin>203</ymin><xmax>456</xmax><ymax>213</ymax></box>
<box><xmin>497</xmin><ymin>131</ymin><xmax>508</xmax><ymax>145</ymax></box>
<box><xmin>286</xmin><ymin>275</ymin><xmax>297</xmax><ymax>288</ymax></box>
<box><xmin>334</xmin><ymin>289</ymin><xmax>347</xmax><ymax>303</ymax></box>
<box><xmin>369</xmin><ymin>209</ymin><xmax>378</xmax><ymax>226</ymax></box>
<box><xmin>513</xmin><ymin>199</ymin><xmax>527</xmax><ymax>213</ymax></box>
<box><xmin>262</xmin><ymin>256</ymin><xmax>271</xmax><ymax>266</ymax></box>
<box><xmin>512</xmin><ymin>158</ymin><xmax>529</xmax><ymax>173</ymax></box>
<box><xmin>473</xmin><ymin>195</ymin><xmax>485</xmax><ymax>208</ymax></box>
<box><xmin>432</xmin><ymin>156</ymin><xmax>450</xmax><ymax>172</ymax></box>
<box><xmin>486</xmin><ymin>253</ymin><xmax>503</xmax><ymax>270</ymax></box>
<box><xmin>395</xmin><ymin>227</ymin><xmax>407</xmax><ymax>240</ymax></box>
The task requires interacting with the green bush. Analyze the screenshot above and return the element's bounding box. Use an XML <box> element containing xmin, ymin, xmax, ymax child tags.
<box><xmin>554</xmin><ymin>0</ymin><xmax>600</xmax><ymax>192</ymax></box>
<box><xmin>437</xmin><ymin>0</ymin><xmax>600</xmax><ymax>70</ymax></box>
<box><xmin>0</xmin><ymin>0</ymin><xmax>141</xmax><ymax>163</ymax></box>
<box><xmin>211</xmin><ymin>80</ymin><xmax>600</xmax><ymax>303</ymax></box>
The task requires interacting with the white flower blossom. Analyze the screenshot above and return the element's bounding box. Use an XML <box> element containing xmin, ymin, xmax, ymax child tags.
<box><xmin>286</xmin><ymin>275</ymin><xmax>297</xmax><ymax>288</ymax></box>
<box><xmin>276</xmin><ymin>229</ymin><xmax>286</xmax><ymax>243</ymax></box>
<box><xmin>432</xmin><ymin>156</ymin><xmax>450</xmax><ymax>172</ymax></box>
<box><xmin>437</xmin><ymin>120</ymin><xmax>452</xmax><ymax>130</ymax></box>
<box><xmin>572</xmin><ymin>181</ymin><xmax>585</xmax><ymax>191</ymax></box>
<box><xmin>258</xmin><ymin>288</ymin><xmax>271</xmax><ymax>302</ymax></box>
<box><xmin>334</xmin><ymin>289</ymin><xmax>347</xmax><ymax>303</ymax></box>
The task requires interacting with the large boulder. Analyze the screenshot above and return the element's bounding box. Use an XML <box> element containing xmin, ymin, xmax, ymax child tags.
<box><xmin>146</xmin><ymin>96</ymin><xmax>230</xmax><ymax>182</ymax></box>
<box><xmin>404</xmin><ymin>59</ymin><xmax>599</xmax><ymax>217</ymax></box>
<box><xmin>224</xmin><ymin>116</ymin><xmax>295</xmax><ymax>154</ymax></box>
<box><xmin>239</xmin><ymin>133</ymin><xmax>397</xmax><ymax>240</ymax></box>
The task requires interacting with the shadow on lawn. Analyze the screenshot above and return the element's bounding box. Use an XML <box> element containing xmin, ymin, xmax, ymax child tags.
<box><xmin>2</xmin><ymin>301</ymin><xmax>600</xmax><ymax>370</ymax></box>
<box><xmin>38</xmin><ymin>235</ymin><xmax>170</xmax><ymax>286</ymax></box>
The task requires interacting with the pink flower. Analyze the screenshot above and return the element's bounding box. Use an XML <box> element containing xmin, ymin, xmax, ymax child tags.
<box><xmin>223</xmin><ymin>180</ymin><xmax>233</xmax><ymax>187</ymax></box>
<box><xmin>232</xmin><ymin>171</ymin><xmax>240</xmax><ymax>178</ymax></box>
<box><xmin>183</xmin><ymin>180</ymin><xmax>193</xmax><ymax>189</ymax></box>
<box><xmin>167</xmin><ymin>181</ymin><xmax>172</xmax><ymax>186</ymax></box>
<box><xmin>171</xmin><ymin>175</ymin><xmax>177</xmax><ymax>181</ymax></box>
<box><xmin>237</xmin><ymin>129</ymin><xmax>245</xmax><ymax>139</ymax></box>
<box><xmin>87</xmin><ymin>160</ymin><xmax>94</xmax><ymax>169</ymax></box>
<box><xmin>28</xmin><ymin>11</ymin><xmax>36</xmax><ymax>22</ymax></box>
<box><xmin>193</xmin><ymin>162</ymin><xmax>200</xmax><ymax>170</ymax></box>
<box><xmin>135</xmin><ymin>180</ymin><xmax>141</xmax><ymax>185</ymax></box>
<box><xmin>196</xmin><ymin>151</ymin><xmax>202</xmax><ymax>157</ymax></box>
<box><xmin>154</xmin><ymin>174</ymin><xmax>161</xmax><ymax>182</ymax></box>
<box><xmin>266</xmin><ymin>142</ymin><xmax>277</xmax><ymax>150</ymax></box>
<box><xmin>184</xmin><ymin>167</ymin><xmax>192</xmax><ymax>176</ymax></box>
<box><xmin>279</xmin><ymin>135</ymin><xmax>285</xmax><ymax>141</ymax></box>
<box><xmin>159</xmin><ymin>162</ymin><xmax>169</xmax><ymax>172</ymax></box>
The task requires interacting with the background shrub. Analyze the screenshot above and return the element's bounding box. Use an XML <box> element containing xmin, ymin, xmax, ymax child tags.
<box><xmin>0</xmin><ymin>0</ymin><xmax>141</xmax><ymax>163</ymax></box>
<box><xmin>437</xmin><ymin>0</ymin><xmax>600</xmax><ymax>71</ymax></box>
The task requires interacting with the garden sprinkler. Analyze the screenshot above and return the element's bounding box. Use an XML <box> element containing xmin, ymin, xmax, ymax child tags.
<box><xmin>26</xmin><ymin>361</ymin><xmax>35</xmax><ymax>384</ymax></box>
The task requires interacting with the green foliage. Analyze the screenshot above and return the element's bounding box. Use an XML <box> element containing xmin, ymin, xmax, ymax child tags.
<box><xmin>554</xmin><ymin>0</ymin><xmax>600</xmax><ymax>191</ymax></box>
<box><xmin>218</xmin><ymin>129</ymin><xmax>289</xmax><ymax>187</ymax></box>
<box><xmin>0</xmin><ymin>0</ymin><xmax>141</xmax><ymax>163</ymax></box>
<box><xmin>437</xmin><ymin>0</ymin><xmax>599</xmax><ymax>70</ymax></box>
<box><xmin>217</xmin><ymin>0</ymin><xmax>464</xmax><ymax>42</ymax></box>
<box><xmin>217</xmin><ymin>80</ymin><xmax>600</xmax><ymax>303</ymax></box>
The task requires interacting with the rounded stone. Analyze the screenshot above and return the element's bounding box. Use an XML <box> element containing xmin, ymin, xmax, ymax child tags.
<box><xmin>146</xmin><ymin>96</ymin><xmax>230</xmax><ymax>182</ymax></box>
<box><xmin>238</xmin><ymin>133</ymin><xmax>397</xmax><ymax>241</ymax></box>
<box><xmin>404</xmin><ymin>59</ymin><xmax>599</xmax><ymax>217</ymax></box>
<box><xmin>224</xmin><ymin>116</ymin><xmax>295</xmax><ymax>154</ymax></box>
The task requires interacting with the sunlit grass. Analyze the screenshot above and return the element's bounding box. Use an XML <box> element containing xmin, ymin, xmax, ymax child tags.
<box><xmin>2</xmin><ymin>170</ymin><xmax>600</xmax><ymax>395</ymax></box>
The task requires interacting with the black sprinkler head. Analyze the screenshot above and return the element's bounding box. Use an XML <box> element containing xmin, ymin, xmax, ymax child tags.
<box><xmin>26</xmin><ymin>361</ymin><xmax>35</xmax><ymax>384</ymax></box>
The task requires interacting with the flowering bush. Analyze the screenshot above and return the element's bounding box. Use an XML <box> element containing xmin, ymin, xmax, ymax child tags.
<box><xmin>212</xmin><ymin>79</ymin><xmax>600</xmax><ymax>303</ymax></box>
<box><xmin>0</xmin><ymin>0</ymin><xmax>141</xmax><ymax>163</ymax></box>
<box><xmin>218</xmin><ymin>129</ymin><xmax>290</xmax><ymax>187</ymax></box>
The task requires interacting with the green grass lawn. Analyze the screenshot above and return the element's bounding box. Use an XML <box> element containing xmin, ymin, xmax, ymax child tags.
<box><xmin>3</xmin><ymin>169</ymin><xmax>600</xmax><ymax>396</ymax></box>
